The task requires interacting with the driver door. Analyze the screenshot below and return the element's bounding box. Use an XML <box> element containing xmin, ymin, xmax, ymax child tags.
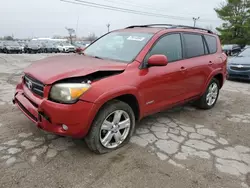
<box><xmin>138</xmin><ymin>33</ymin><xmax>188</xmax><ymax>115</ymax></box>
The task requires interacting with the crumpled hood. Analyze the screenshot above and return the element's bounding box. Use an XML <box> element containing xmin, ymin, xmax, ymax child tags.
<box><xmin>24</xmin><ymin>55</ymin><xmax>128</xmax><ymax>84</ymax></box>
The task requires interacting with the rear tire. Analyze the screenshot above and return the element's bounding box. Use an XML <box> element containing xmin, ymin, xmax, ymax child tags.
<box><xmin>195</xmin><ymin>78</ymin><xmax>220</xmax><ymax>109</ymax></box>
<box><xmin>85</xmin><ymin>100</ymin><xmax>135</xmax><ymax>154</ymax></box>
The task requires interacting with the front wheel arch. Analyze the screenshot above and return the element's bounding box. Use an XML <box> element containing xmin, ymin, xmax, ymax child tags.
<box><xmin>99</xmin><ymin>94</ymin><xmax>140</xmax><ymax>122</ymax></box>
<box><xmin>83</xmin><ymin>90</ymin><xmax>142</xmax><ymax>138</ymax></box>
<box><xmin>85</xmin><ymin>100</ymin><xmax>136</xmax><ymax>154</ymax></box>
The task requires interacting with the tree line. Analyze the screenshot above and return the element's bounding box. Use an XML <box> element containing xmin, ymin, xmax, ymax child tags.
<box><xmin>215</xmin><ymin>0</ymin><xmax>250</xmax><ymax>46</ymax></box>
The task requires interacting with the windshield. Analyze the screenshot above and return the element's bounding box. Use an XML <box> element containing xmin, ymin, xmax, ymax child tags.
<box><xmin>46</xmin><ymin>43</ymin><xmax>54</xmax><ymax>47</ymax></box>
<box><xmin>74</xmin><ymin>43</ymin><xmax>85</xmax><ymax>47</ymax></box>
<box><xmin>4</xmin><ymin>41</ymin><xmax>20</xmax><ymax>46</ymax></box>
<box><xmin>238</xmin><ymin>48</ymin><xmax>250</xmax><ymax>57</ymax></box>
<box><xmin>222</xmin><ymin>45</ymin><xmax>233</xmax><ymax>50</ymax></box>
<box><xmin>60</xmin><ymin>42</ymin><xmax>71</xmax><ymax>46</ymax></box>
<box><xmin>84</xmin><ymin>32</ymin><xmax>153</xmax><ymax>62</ymax></box>
<box><xmin>28</xmin><ymin>41</ymin><xmax>40</xmax><ymax>46</ymax></box>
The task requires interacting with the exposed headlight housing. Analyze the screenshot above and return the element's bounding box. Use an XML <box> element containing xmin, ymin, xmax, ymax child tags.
<box><xmin>50</xmin><ymin>83</ymin><xmax>91</xmax><ymax>103</ymax></box>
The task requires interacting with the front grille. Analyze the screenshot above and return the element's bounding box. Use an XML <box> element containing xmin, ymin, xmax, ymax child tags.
<box><xmin>229</xmin><ymin>74</ymin><xmax>249</xmax><ymax>78</ymax></box>
<box><xmin>24</xmin><ymin>75</ymin><xmax>44</xmax><ymax>97</ymax></box>
<box><xmin>230</xmin><ymin>66</ymin><xmax>250</xmax><ymax>71</ymax></box>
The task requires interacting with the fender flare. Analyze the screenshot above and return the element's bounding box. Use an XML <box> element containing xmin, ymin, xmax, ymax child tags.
<box><xmin>93</xmin><ymin>85</ymin><xmax>144</xmax><ymax>119</ymax></box>
<box><xmin>201</xmin><ymin>68</ymin><xmax>223</xmax><ymax>95</ymax></box>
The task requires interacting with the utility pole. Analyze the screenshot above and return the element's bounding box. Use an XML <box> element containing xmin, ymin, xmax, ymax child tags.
<box><xmin>106</xmin><ymin>23</ymin><xmax>110</xmax><ymax>33</ymax></box>
<box><xmin>76</xmin><ymin>15</ymin><xmax>79</xmax><ymax>38</ymax></box>
<box><xmin>193</xmin><ymin>17</ymin><xmax>200</xmax><ymax>27</ymax></box>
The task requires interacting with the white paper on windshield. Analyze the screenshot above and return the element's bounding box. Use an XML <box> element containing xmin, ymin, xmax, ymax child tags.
<box><xmin>127</xmin><ymin>36</ymin><xmax>145</xmax><ymax>41</ymax></box>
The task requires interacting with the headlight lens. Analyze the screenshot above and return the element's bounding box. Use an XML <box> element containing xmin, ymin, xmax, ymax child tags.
<box><xmin>50</xmin><ymin>83</ymin><xmax>91</xmax><ymax>103</ymax></box>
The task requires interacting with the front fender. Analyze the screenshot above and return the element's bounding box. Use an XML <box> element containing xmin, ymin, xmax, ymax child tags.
<box><xmin>92</xmin><ymin>85</ymin><xmax>144</xmax><ymax>119</ymax></box>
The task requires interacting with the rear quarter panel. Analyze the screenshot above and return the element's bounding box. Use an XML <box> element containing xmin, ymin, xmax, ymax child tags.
<box><xmin>202</xmin><ymin>36</ymin><xmax>227</xmax><ymax>94</ymax></box>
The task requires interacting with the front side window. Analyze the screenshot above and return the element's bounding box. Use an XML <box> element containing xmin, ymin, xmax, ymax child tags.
<box><xmin>84</xmin><ymin>32</ymin><xmax>153</xmax><ymax>63</ymax></box>
<box><xmin>183</xmin><ymin>33</ymin><xmax>205</xmax><ymax>58</ymax></box>
<box><xmin>146</xmin><ymin>34</ymin><xmax>183</xmax><ymax>62</ymax></box>
<box><xmin>4</xmin><ymin>41</ymin><xmax>20</xmax><ymax>46</ymax></box>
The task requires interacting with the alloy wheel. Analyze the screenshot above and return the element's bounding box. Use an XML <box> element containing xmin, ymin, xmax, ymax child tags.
<box><xmin>206</xmin><ymin>82</ymin><xmax>218</xmax><ymax>106</ymax></box>
<box><xmin>99</xmin><ymin>110</ymin><xmax>131</xmax><ymax>149</ymax></box>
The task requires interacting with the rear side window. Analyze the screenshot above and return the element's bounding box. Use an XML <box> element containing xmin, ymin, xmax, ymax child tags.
<box><xmin>147</xmin><ymin>34</ymin><xmax>182</xmax><ymax>62</ymax></box>
<box><xmin>183</xmin><ymin>34</ymin><xmax>205</xmax><ymax>58</ymax></box>
<box><xmin>204</xmin><ymin>35</ymin><xmax>217</xmax><ymax>53</ymax></box>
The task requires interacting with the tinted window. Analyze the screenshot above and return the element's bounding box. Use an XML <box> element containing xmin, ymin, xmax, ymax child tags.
<box><xmin>204</xmin><ymin>35</ymin><xmax>217</xmax><ymax>53</ymax></box>
<box><xmin>3</xmin><ymin>41</ymin><xmax>20</xmax><ymax>46</ymax></box>
<box><xmin>147</xmin><ymin>34</ymin><xmax>182</xmax><ymax>62</ymax></box>
<box><xmin>183</xmin><ymin>34</ymin><xmax>205</xmax><ymax>58</ymax></box>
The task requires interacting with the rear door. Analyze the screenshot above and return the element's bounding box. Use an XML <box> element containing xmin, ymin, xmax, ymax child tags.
<box><xmin>181</xmin><ymin>33</ymin><xmax>209</xmax><ymax>97</ymax></box>
<box><xmin>204</xmin><ymin>34</ymin><xmax>225</xmax><ymax>76</ymax></box>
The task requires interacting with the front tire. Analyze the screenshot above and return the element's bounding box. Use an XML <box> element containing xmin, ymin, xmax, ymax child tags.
<box><xmin>195</xmin><ymin>78</ymin><xmax>220</xmax><ymax>109</ymax></box>
<box><xmin>85</xmin><ymin>100</ymin><xmax>135</xmax><ymax>154</ymax></box>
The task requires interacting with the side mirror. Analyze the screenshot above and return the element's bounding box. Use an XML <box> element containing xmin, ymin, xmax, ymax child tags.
<box><xmin>147</xmin><ymin>54</ymin><xmax>168</xmax><ymax>67</ymax></box>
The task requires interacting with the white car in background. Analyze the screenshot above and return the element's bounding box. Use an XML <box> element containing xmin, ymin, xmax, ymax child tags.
<box><xmin>57</xmin><ymin>42</ymin><xmax>76</xmax><ymax>53</ymax></box>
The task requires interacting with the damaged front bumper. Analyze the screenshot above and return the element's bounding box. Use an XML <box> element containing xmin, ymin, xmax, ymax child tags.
<box><xmin>13</xmin><ymin>81</ymin><xmax>96</xmax><ymax>138</ymax></box>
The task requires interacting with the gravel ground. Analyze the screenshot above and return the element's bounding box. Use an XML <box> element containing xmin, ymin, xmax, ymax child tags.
<box><xmin>0</xmin><ymin>53</ymin><xmax>250</xmax><ymax>188</ymax></box>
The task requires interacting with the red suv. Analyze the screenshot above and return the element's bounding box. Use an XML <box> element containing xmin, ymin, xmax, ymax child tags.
<box><xmin>13</xmin><ymin>24</ymin><xmax>227</xmax><ymax>153</ymax></box>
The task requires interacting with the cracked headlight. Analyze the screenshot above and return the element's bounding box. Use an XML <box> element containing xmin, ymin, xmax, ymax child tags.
<box><xmin>50</xmin><ymin>83</ymin><xmax>91</xmax><ymax>103</ymax></box>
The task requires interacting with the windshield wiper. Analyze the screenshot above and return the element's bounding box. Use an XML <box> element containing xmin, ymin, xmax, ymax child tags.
<box><xmin>82</xmin><ymin>53</ymin><xmax>103</xmax><ymax>59</ymax></box>
<box><xmin>93</xmin><ymin>56</ymin><xmax>103</xmax><ymax>59</ymax></box>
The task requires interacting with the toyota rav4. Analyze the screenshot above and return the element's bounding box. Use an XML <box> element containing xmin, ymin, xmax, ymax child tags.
<box><xmin>13</xmin><ymin>24</ymin><xmax>227</xmax><ymax>154</ymax></box>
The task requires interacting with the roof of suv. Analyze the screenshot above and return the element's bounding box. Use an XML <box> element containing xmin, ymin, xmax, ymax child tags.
<box><xmin>117</xmin><ymin>24</ymin><xmax>215</xmax><ymax>35</ymax></box>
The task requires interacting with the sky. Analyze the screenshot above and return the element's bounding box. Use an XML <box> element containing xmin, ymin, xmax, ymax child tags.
<box><xmin>0</xmin><ymin>0</ymin><xmax>224</xmax><ymax>38</ymax></box>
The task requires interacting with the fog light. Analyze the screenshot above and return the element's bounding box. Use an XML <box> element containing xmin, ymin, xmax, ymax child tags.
<box><xmin>62</xmin><ymin>124</ymin><xmax>68</xmax><ymax>131</ymax></box>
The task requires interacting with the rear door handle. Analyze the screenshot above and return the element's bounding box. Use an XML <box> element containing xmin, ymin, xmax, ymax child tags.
<box><xmin>209</xmin><ymin>61</ymin><xmax>213</xmax><ymax>65</ymax></box>
<box><xmin>180</xmin><ymin>66</ymin><xmax>186</xmax><ymax>71</ymax></box>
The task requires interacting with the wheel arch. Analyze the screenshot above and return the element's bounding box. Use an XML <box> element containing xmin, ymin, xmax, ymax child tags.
<box><xmin>85</xmin><ymin>88</ymin><xmax>142</xmax><ymax>136</ymax></box>
<box><xmin>202</xmin><ymin>70</ymin><xmax>224</xmax><ymax>95</ymax></box>
<box><xmin>94</xmin><ymin>87</ymin><xmax>143</xmax><ymax>121</ymax></box>
<box><xmin>213</xmin><ymin>73</ymin><xmax>224</xmax><ymax>89</ymax></box>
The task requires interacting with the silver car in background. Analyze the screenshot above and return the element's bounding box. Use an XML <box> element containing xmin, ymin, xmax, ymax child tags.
<box><xmin>227</xmin><ymin>47</ymin><xmax>250</xmax><ymax>81</ymax></box>
<box><xmin>2</xmin><ymin>41</ymin><xmax>23</xmax><ymax>53</ymax></box>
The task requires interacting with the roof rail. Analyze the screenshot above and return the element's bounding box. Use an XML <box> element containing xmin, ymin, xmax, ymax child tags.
<box><xmin>125</xmin><ymin>24</ymin><xmax>213</xmax><ymax>34</ymax></box>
